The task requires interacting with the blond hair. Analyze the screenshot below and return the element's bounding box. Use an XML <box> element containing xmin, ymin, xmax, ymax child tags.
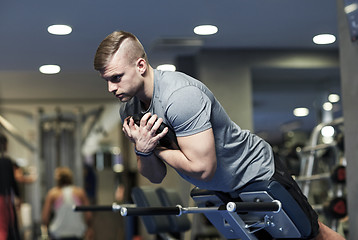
<box><xmin>94</xmin><ymin>31</ymin><xmax>147</xmax><ymax>71</ymax></box>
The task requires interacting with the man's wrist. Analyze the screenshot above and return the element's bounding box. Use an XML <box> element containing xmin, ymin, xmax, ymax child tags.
<box><xmin>134</xmin><ymin>147</ymin><xmax>153</xmax><ymax>157</ymax></box>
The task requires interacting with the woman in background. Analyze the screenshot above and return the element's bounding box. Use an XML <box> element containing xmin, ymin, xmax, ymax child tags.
<box><xmin>42</xmin><ymin>167</ymin><xmax>93</xmax><ymax>240</ymax></box>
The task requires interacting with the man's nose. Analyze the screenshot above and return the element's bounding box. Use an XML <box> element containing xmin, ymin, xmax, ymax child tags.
<box><xmin>108</xmin><ymin>81</ymin><xmax>117</xmax><ymax>93</ymax></box>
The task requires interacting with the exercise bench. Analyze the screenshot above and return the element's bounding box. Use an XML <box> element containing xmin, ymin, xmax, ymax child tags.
<box><xmin>74</xmin><ymin>180</ymin><xmax>312</xmax><ymax>240</ymax></box>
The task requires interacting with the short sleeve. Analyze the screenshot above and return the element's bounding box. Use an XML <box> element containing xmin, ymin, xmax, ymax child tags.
<box><xmin>166</xmin><ymin>86</ymin><xmax>212</xmax><ymax>137</ymax></box>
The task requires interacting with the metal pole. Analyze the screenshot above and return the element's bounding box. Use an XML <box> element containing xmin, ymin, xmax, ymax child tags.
<box><xmin>75</xmin><ymin>108</ymin><xmax>83</xmax><ymax>187</ymax></box>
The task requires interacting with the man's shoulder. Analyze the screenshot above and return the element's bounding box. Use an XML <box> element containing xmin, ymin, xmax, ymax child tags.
<box><xmin>155</xmin><ymin>71</ymin><xmax>202</xmax><ymax>98</ymax></box>
<box><xmin>157</xmin><ymin>70</ymin><xmax>193</xmax><ymax>85</ymax></box>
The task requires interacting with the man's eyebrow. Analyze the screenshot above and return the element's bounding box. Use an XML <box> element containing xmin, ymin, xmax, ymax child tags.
<box><xmin>103</xmin><ymin>73</ymin><xmax>124</xmax><ymax>82</ymax></box>
<box><xmin>112</xmin><ymin>73</ymin><xmax>124</xmax><ymax>81</ymax></box>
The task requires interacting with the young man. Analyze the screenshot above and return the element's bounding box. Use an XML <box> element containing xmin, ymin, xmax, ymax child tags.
<box><xmin>94</xmin><ymin>31</ymin><xmax>345</xmax><ymax>240</ymax></box>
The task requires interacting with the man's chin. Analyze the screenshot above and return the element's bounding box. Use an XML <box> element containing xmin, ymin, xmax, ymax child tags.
<box><xmin>118</xmin><ymin>96</ymin><xmax>132</xmax><ymax>102</ymax></box>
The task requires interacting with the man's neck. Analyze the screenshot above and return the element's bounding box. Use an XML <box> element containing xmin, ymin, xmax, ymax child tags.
<box><xmin>138</xmin><ymin>65</ymin><xmax>154</xmax><ymax>110</ymax></box>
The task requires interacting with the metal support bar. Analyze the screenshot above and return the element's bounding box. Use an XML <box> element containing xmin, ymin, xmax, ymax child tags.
<box><xmin>245</xmin><ymin>215</ymin><xmax>272</xmax><ymax>234</ymax></box>
<box><xmin>121</xmin><ymin>206</ymin><xmax>181</xmax><ymax>216</ymax></box>
<box><xmin>295</xmin><ymin>172</ymin><xmax>331</xmax><ymax>182</ymax></box>
<box><xmin>75</xmin><ymin>203</ymin><xmax>223</xmax><ymax>216</ymax></box>
<box><xmin>73</xmin><ymin>203</ymin><xmax>134</xmax><ymax>212</ymax></box>
<box><xmin>179</xmin><ymin>206</ymin><xmax>221</xmax><ymax>215</ymax></box>
<box><xmin>79</xmin><ymin>201</ymin><xmax>282</xmax><ymax>217</ymax></box>
<box><xmin>74</xmin><ymin>205</ymin><xmax>117</xmax><ymax>212</ymax></box>
<box><xmin>301</xmin><ymin>143</ymin><xmax>337</xmax><ymax>152</ymax></box>
<box><xmin>226</xmin><ymin>200</ymin><xmax>281</xmax><ymax>213</ymax></box>
<box><xmin>81</xmin><ymin>106</ymin><xmax>104</xmax><ymax>145</ymax></box>
<box><xmin>0</xmin><ymin>114</ymin><xmax>36</xmax><ymax>152</ymax></box>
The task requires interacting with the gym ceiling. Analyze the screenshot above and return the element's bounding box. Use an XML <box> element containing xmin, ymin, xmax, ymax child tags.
<box><xmin>0</xmin><ymin>0</ymin><xmax>341</xmax><ymax>144</ymax></box>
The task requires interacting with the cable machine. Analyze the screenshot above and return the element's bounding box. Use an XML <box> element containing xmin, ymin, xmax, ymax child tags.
<box><xmin>296</xmin><ymin>117</ymin><xmax>346</xmax><ymax>232</ymax></box>
<box><xmin>0</xmin><ymin>105</ymin><xmax>105</xmax><ymax>238</ymax></box>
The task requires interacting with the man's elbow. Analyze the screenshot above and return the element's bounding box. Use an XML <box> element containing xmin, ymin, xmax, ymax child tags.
<box><xmin>146</xmin><ymin>173</ymin><xmax>166</xmax><ymax>184</ymax></box>
<box><xmin>197</xmin><ymin>164</ymin><xmax>217</xmax><ymax>182</ymax></box>
<box><xmin>149</xmin><ymin>177</ymin><xmax>164</xmax><ymax>184</ymax></box>
<box><xmin>141</xmin><ymin>170</ymin><xmax>167</xmax><ymax>184</ymax></box>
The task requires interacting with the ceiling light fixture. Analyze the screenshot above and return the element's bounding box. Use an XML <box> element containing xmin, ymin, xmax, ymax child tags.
<box><xmin>39</xmin><ymin>65</ymin><xmax>61</xmax><ymax>74</ymax></box>
<box><xmin>47</xmin><ymin>24</ymin><xmax>72</xmax><ymax>35</ymax></box>
<box><xmin>323</xmin><ymin>102</ymin><xmax>333</xmax><ymax>111</ymax></box>
<box><xmin>313</xmin><ymin>34</ymin><xmax>336</xmax><ymax>45</ymax></box>
<box><xmin>321</xmin><ymin>126</ymin><xmax>335</xmax><ymax>137</ymax></box>
<box><xmin>157</xmin><ymin>64</ymin><xmax>176</xmax><ymax>72</ymax></box>
<box><xmin>194</xmin><ymin>25</ymin><xmax>218</xmax><ymax>35</ymax></box>
<box><xmin>293</xmin><ymin>107</ymin><xmax>309</xmax><ymax>117</ymax></box>
<box><xmin>328</xmin><ymin>94</ymin><xmax>340</xmax><ymax>103</ymax></box>
<box><xmin>344</xmin><ymin>3</ymin><xmax>358</xmax><ymax>14</ymax></box>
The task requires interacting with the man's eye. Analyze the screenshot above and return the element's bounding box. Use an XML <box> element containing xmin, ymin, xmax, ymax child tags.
<box><xmin>111</xmin><ymin>75</ymin><xmax>122</xmax><ymax>83</ymax></box>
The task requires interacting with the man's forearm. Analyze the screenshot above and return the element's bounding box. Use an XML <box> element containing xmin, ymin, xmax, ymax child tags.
<box><xmin>154</xmin><ymin>147</ymin><xmax>215</xmax><ymax>181</ymax></box>
<box><xmin>137</xmin><ymin>153</ymin><xmax>167</xmax><ymax>184</ymax></box>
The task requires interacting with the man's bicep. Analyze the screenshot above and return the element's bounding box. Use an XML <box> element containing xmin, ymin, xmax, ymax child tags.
<box><xmin>177</xmin><ymin>128</ymin><xmax>217</xmax><ymax>180</ymax></box>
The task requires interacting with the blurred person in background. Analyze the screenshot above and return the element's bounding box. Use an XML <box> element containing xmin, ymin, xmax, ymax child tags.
<box><xmin>0</xmin><ymin>133</ymin><xmax>20</xmax><ymax>240</ymax></box>
<box><xmin>42</xmin><ymin>167</ymin><xmax>94</xmax><ymax>240</ymax></box>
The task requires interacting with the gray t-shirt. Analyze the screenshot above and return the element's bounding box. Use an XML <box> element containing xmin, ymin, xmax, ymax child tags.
<box><xmin>120</xmin><ymin>69</ymin><xmax>274</xmax><ymax>192</ymax></box>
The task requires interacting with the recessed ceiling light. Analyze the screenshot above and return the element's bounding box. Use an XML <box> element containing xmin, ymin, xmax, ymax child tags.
<box><xmin>47</xmin><ymin>24</ymin><xmax>72</xmax><ymax>35</ymax></box>
<box><xmin>194</xmin><ymin>25</ymin><xmax>218</xmax><ymax>35</ymax></box>
<box><xmin>293</xmin><ymin>107</ymin><xmax>309</xmax><ymax>117</ymax></box>
<box><xmin>157</xmin><ymin>64</ymin><xmax>176</xmax><ymax>71</ymax></box>
<box><xmin>344</xmin><ymin>3</ymin><xmax>358</xmax><ymax>14</ymax></box>
<box><xmin>328</xmin><ymin>94</ymin><xmax>340</xmax><ymax>103</ymax></box>
<box><xmin>39</xmin><ymin>65</ymin><xmax>61</xmax><ymax>74</ymax></box>
<box><xmin>321</xmin><ymin>126</ymin><xmax>335</xmax><ymax>137</ymax></box>
<box><xmin>313</xmin><ymin>34</ymin><xmax>336</xmax><ymax>45</ymax></box>
<box><xmin>323</xmin><ymin>102</ymin><xmax>333</xmax><ymax>111</ymax></box>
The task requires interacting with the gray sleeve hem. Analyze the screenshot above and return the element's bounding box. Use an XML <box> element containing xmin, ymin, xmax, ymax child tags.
<box><xmin>175</xmin><ymin>124</ymin><xmax>212</xmax><ymax>137</ymax></box>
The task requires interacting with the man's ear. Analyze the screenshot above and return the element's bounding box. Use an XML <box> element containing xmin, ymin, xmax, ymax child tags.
<box><xmin>136</xmin><ymin>58</ymin><xmax>147</xmax><ymax>75</ymax></box>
